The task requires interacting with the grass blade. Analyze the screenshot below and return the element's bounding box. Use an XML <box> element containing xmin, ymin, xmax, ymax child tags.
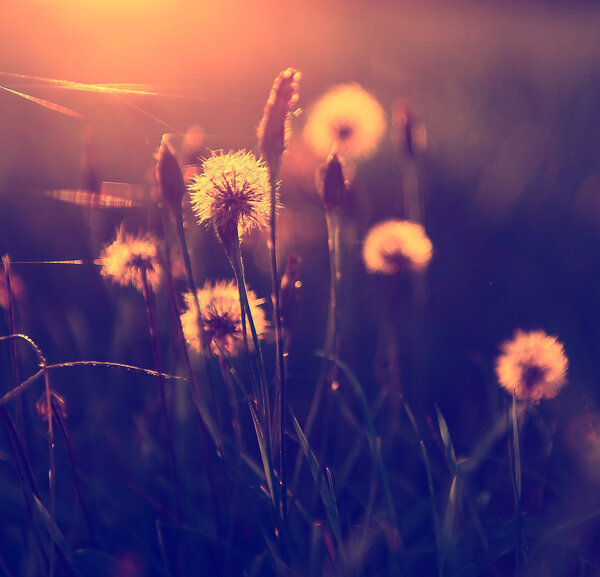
<box><xmin>248</xmin><ymin>402</ymin><xmax>276</xmax><ymax>511</ymax></box>
<box><xmin>443</xmin><ymin>475</ymin><xmax>458</xmax><ymax>549</ymax></box>
<box><xmin>290</xmin><ymin>409</ymin><xmax>345</xmax><ymax>567</ymax></box>
<box><xmin>317</xmin><ymin>352</ymin><xmax>398</xmax><ymax>526</ymax></box>
<box><xmin>435</xmin><ymin>404</ymin><xmax>457</xmax><ymax>477</ymax></box>
<box><xmin>420</xmin><ymin>440</ymin><xmax>442</xmax><ymax>577</ymax></box>
<box><xmin>31</xmin><ymin>494</ymin><xmax>73</xmax><ymax>570</ymax></box>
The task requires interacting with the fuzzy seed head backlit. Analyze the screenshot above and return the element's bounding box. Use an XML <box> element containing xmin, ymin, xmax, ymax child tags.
<box><xmin>181</xmin><ymin>280</ymin><xmax>268</xmax><ymax>356</ymax></box>
<box><xmin>304</xmin><ymin>83</ymin><xmax>386</xmax><ymax>161</ymax></box>
<box><xmin>496</xmin><ymin>330</ymin><xmax>568</xmax><ymax>403</ymax></box>
<box><xmin>258</xmin><ymin>68</ymin><xmax>301</xmax><ymax>170</ymax></box>
<box><xmin>189</xmin><ymin>150</ymin><xmax>272</xmax><ymax>238</ymax></box>
<box><xmin>100</xmin><ymin>227</ymin><xmax>162</xmax><ymax>293</ymax></box>
<box><xmin>363</xmin><ymin>220</ymin><xmax>432</xmax><ymax>275</ymax></box>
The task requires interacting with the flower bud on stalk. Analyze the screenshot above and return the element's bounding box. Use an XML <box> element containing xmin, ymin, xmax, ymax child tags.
<box><xmin>318</xmin><ymin>153</ymin><xmax>347</xmax><ymax>213</ymax></box>
<box><xmin>257</xmin><ymin>68</ymin><xmax>301</xmax><ymax>176</ymax></box>
<box><xmin>157</xmin><ymin>135</ymin><xmax>186</xmax><ymax>215</ymax></box>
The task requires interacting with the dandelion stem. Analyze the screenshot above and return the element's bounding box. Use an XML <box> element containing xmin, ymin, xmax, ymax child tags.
<box><xmin>291</xmin><ymin>209</ymin><xmax>341</xmax><ymax>493</ymax></box>
<box><xmin>223</xmin><ymin>229</ymin><xmax>282</xmax><ymax>525</ymax></box>
<box><xmin>510</xmin><ymin>393</ymin><xmax>523</xmax><ymax>577</ymax></box>
<box><xmin>0</xmin><ymin>408</ymin><xmax>48</xmax><ymax>568</ymax></box>
<box><xmin>267</xmin><ymin>169</ymin><xmax>287</xmax><ymax>520</ymax></box>
<box><xmin>42</xmin><ymin>359</ymin><xmax>56</xmax><ymax>577</ymax></box>
<box><xmin>51</xmin><ymin>396</ymin><xmax>95</xmax><ymax>540</ymax></box>
<box><xmin>140</xmin><ymin>267</ymin><xmax>183</xmax><ymax>525</ymax></box>
<box><xmin>2</xmin><ymin>256</ymin><xmax>25</xmax><ymax>447</ymax></box>
<box><xmin>160</xmin><ymin>212</ymin><xmax>224</xmax><ymax>535</ymax></box>
<box><xmin>226</xmin><ymin>229</ymin><xmax>270</xmax><ymax>432</ymax></box>
<box><xmin>219</xmin><ymin>356</ymin><xmax>244</xmax><ymax>452</ymax></box>
<box><xmin>12</xmin><ymin>335</ymin><xmax>57</xmax><ymax>577</ymax></box>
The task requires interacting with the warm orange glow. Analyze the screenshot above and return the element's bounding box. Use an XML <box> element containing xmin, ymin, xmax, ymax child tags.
<box><xmin>496</xmin><ymin>330</ymin><xmax>568</xmax><ymax>403</ymax></box>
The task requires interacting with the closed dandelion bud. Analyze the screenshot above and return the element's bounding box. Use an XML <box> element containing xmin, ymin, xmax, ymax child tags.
<box><xmin>1</xmin><ymin>256</ymin><xmax>26</xmax><ymax>310</ymax></box>
<box><xmin>81</xmin><ymin>125</ymin><xmax>100</xmax><ymax>194</ymax></box>
<box><xmin>157</xmin><ymin>135</ymin><xmax>186</xmax><ymax>211</ymax></box>
<box><xmin>391</xmin><ymin>99</ymin><xmax>427</xmax><ymax>157</ymax></box>
<box><xmin>257</xmin><ymin>68</ymin><xmax>301</xmax><ymax>173</ymax></box>
<box><xmin>318</xmin><ymin>153</ymin><xmax>347</xmax><ymax>212</ymax></box>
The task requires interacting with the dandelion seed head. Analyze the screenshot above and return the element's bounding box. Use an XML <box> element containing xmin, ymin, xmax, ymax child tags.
<box><xmin>363</xmin><ymin>220</ymin><xmax>432</xmax><ymax>275</ymax></box>
<box><xmin>495</xmin><ymin>330</ymin><xmax>568</xmax><ymax>403</ymax></box>
<box><xmin>100</xmin><ymin>227</ymin><xmax>162</xmax><ymax>293</ymax></box>
<box><xmin>304</xmin><ymin>83</ymin><xmax>386</xmax><ymax>161</ymax></box>
<box><xmin>189</xmin><ymin>150</ymin><xmax>272</xmax><ymax>239</ymax></box>
<box><xmin>181</xmin><ymin>280</ymin><xmax>268</xmax><ymax>356</ymax></box>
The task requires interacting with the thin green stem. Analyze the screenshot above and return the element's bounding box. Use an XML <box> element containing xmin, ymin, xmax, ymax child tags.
<box><xmin>140</xmin><ymin>267</ymin><xmax>183</xmax><ymax>525</ymax></box>
<box><xmin>227</xmin><ymin>232</ymin><xmax>270</xmax><ymax>431</ymax></box>
<box><xmin>159</xmin><ymin>213</ymin><xmax>224</xmax><ymax>535</ymax></box>
<box><xmin>51</xmin><ymin>396</ymin><xmax>95</xmax><ymax>540</ymax></box>
<box><xmin>42</xmin><ymin>361</ymin><xmax>55</xmax><ymax>577</ymax></box>
<box><xmin>268</xmin><ymin>169</ymin><xmax>287</xmax><ymax>519</ymax></box>
<box><xmin>511</xmin><ymin>394</ymin><xmax>523</xmax><ymax>577</ymax></box>
<box><xmin>291</xmin><ymin>208</ymin><xmax>341</xmax><ymax>493</ymax></box>
<box><xmin>2</xmin><ymin>256</ymin><xmax>25</xmax><ymax>447</ymax></box>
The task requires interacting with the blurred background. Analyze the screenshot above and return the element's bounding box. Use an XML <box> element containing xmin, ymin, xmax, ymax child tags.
<box><xmin>2</xmin><ymin>0</ymin><xmax>600</xmax><ymax>574</ymax></box>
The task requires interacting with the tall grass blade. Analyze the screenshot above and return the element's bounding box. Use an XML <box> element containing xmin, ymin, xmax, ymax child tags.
<box><xmin>31</xmin><ymin>494</ymin><xmax>73</xmax><ymax>571</ymax></box>
<box><xmin>249</xmin><ymin>402</ymin><xmax>277</xmax><ymax>511</ymax></box>
<box><xmin>435</xmin><ymin>404</ymin><xmax>457</xmax><ymax>477</ymax></box>
<box><xmin>442</xmin><ymin>475</ymin><xmax>458</xmax><ymax>550</ymax></box>
<box><xmin>155</xmin><ymin>519</ymin><xmax>173</xmax><ymax>577</ymax></box>
<box><xmin>318</xmin><ymin>352</ymin><xmax>398</xmax><ymax>525</ymax></box>
<box><xmin>290</xmin><ymin>409</ymin><xmax>345</xmax><ymax>567</ymax></box>
<box><xmin>420</xmin><ymin>440</ymin><xmax>442</xmax><ymax>577</ymax></box>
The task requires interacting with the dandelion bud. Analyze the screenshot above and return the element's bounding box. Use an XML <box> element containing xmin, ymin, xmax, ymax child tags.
<box><xmin>81</xmin><ymin>125</ymin><xmax>100</xmax><ymax>193</ymax></box>
<box><xmin>1</xmin><ymin>255</ymin><xmax>26</xmax><ymax>310</ymax></box>
<box><xmin>157</xmin><ymin>135</ymin><xmax>186</xmax><ymax>211</ymax></box>
<box><xmin>257</xmin><ymin>68</ymin><xmax>301</xmax><ymax>173</ymax></box>
<box><xmin>391</xmin><ymin>99</ymin><xmax>427</xmax><ymax>157</ymax></box>
<box><xmin>318</xmin><ymin>153</ymin><xmax>347</xmax><ymax>212</ymax></box>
